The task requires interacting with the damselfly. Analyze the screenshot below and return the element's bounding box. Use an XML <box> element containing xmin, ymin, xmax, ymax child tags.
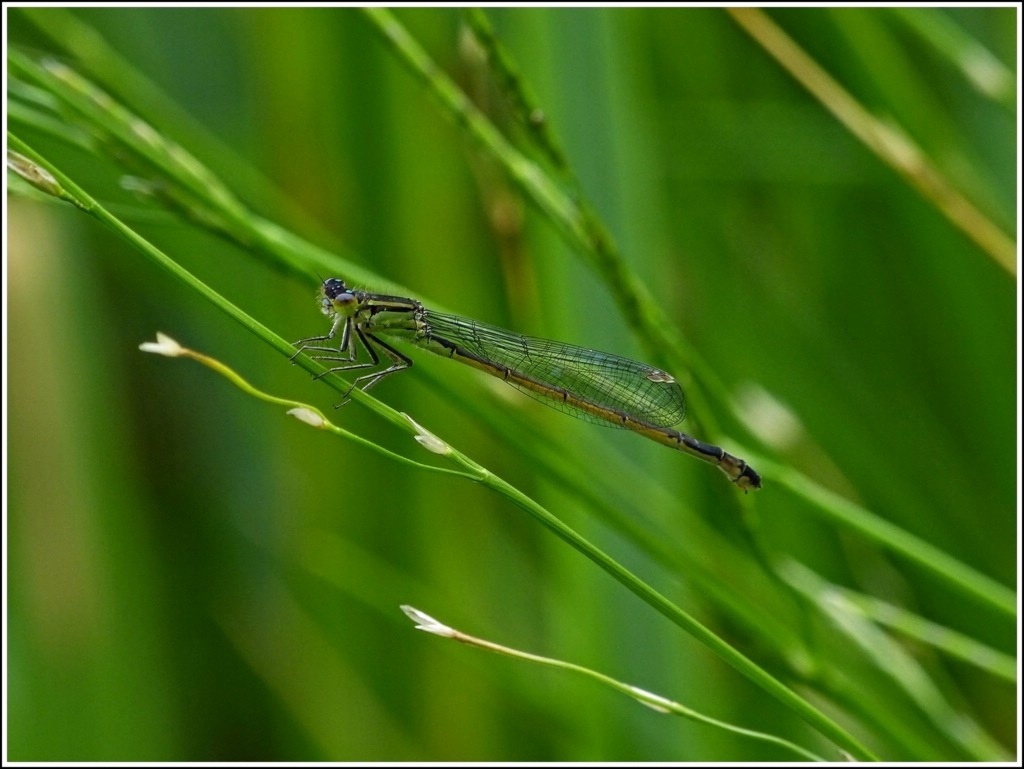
<box><xmin>292</xmin><ymin>278</ymin><xmax>761</xmax><ymax>491</ymax></box>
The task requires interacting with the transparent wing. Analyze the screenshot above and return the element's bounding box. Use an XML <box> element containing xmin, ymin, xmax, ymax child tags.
<box><xmin>424</xmin><ymin>311</ymin><xmax>686</xmax><ymax>428</ymax></box>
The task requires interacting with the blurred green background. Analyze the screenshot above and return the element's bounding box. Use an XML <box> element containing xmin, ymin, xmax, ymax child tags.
<box><xmin>6</xmin><ymin>7</ymin><xmax>1017</xmax><ymax>761</ymax></box>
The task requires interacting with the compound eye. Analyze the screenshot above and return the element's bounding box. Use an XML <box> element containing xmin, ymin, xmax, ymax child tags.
<box><xmin>322</xmin><ymin>278</ymin><xmax>348</xmax><ymax>300</ymax></box>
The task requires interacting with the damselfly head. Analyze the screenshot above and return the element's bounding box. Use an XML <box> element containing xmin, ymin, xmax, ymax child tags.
<box><xmin>320</xmin><ymin>278</ymin><xmax>357</xmax><ymax>317</ymax></box>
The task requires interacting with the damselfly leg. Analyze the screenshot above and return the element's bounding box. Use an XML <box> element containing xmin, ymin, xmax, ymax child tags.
<box><xmin>294</xmin><ymin>315</ymin><xmax>413</xmax><ymax>405</ymax></box>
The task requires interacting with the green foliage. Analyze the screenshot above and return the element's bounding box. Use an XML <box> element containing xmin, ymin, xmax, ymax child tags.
<box><xmin>7</xmin><ymin>7</ymin><xmax>1016</xmax><ymax>761</ymax></box>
